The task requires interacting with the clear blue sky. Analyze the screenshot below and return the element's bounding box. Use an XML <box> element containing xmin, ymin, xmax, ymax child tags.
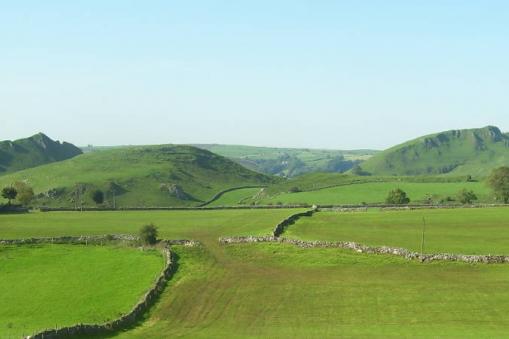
<box><xmin>1</xmin><ymin>1</ymin><xmax>508</xmax><ymax>149</ymax></box>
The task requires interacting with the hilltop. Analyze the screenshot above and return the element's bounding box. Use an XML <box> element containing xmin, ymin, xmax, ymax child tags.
<box><xmin>193</xmin><ymin>144</ymin><xmax>378</xmax><ymax>177</ymax></box>
<box><xmin>360</xmin><ymin>126</ymin><xmax>509</xmax><ymax>176</ymax></box>
<box><xmin>0</xmin><ymin>133</ymin><xmax>82</xmax><ymax>174</ymax></box>
<box><xmin>0</xmin><ymin>145</ymin><xmax>275</xmax><ymax>207</ymax></box>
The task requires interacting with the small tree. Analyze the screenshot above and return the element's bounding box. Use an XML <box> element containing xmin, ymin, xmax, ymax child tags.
<box><xmin>488</xmin><ymin>167</ymin><xmax>509</xmax><ymax>203</ymax></box>
<box><xmin>13</xmin><ymin>181</ymin><xmax>34</xmax><ymax>206</ymax></box>
<box><xmin>457</xmin><ymin>189</ymin><xmax>477</xmax><ymax>204</ymax></box>
<box><xmin>385</xmin><ymin>188</ymin><xmax>410</xmax><ymax>205</ymax></box>
<box><xmin>139</xmin><ymin>224</ymin><xmax>158</xmax><ymax>245</ymax></box>
<box><xmin>1</xmin><ymin>187</ymin><xmax>18</xmax><ymax>205</ymax></box>
<box><xmin>91</xmin><ymin>189</ymin><xmax>104</xmax><ymax>205</ymax></box>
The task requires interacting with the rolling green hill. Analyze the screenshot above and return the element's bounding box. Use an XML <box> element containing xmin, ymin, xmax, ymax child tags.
<box><xmin>359</xmin><ymin>126</ymin><xmax>509</xmax><ymax>177</ymax></box>
<box><xmin>192</xmin><ymin>144</ymin><xmax>378</xmax><ymax>177</ymax></box>
<box><xmin>0</xmin><ymin>133</ymin><xmax>82</xmax><ymax>174</ymax></box>
<box><xmin>0</xmin><ymin>145</ymin><xmax>275</xmax><ymax>207</ymax></box>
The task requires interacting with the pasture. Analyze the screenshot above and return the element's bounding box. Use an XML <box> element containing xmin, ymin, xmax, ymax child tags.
<box><xmin>4</xmin><ymin>207</ymin><xmax>509</xmax><ymax>337</ymax></box>
<box><xmin>0</xmin><ymin>209</ymin><xmax>300</xmax><ymax>241</ymax></box>
<box><xmin>258</xmin><ymin>181</ymin><xmax>490</xmax><ymax>205</ymax></box>
<box><xmin>0</xmin><ymin>244</ymin><xmax>163</xmax><ymax>338</ymax></box>
<box><xmin>286</xmin><ymin>208</ymin><xmax>509</xmax><ymax>255</ymax></box>
<box><xmin>114</xmin><ymin>243</ymin><xmax>509</xmax><ymax>338</ymax></box>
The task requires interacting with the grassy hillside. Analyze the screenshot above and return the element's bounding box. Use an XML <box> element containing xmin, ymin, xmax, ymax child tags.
<box><xmin>0</xmin><ymin>145</ymin><xmax>275</xmax><ymax>207</ymax></box>
<box><xmin>193</xmin><ymin>144</ymin><xmax>378</xmax><ymax>177</ymax></box>
<box><xmin>0</xmin><ymin>133</ymin><xmax>82</xmax><ymax>174</ymax></box>
<box><xmin>360</xmin><ymin>126</ymin><xmax>509</xmax><ymax>176</ymax></box>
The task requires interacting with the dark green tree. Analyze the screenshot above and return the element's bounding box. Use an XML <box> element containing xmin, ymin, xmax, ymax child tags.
<box><xmin>385</xmin><ymin>188</ymin><xmax>410</xmax><ymax>205</ymax></box>
<box><xmin>91</xmin><ymin>189</ymin><xmax>104</xmax><ymax>205</ymax></box>
<box><xmin>1</xmin><ymin>187</ymin><xmax>18</xmax><ymax>205</ymax></box>
<box><xmin>488</xmin><ymin>167</ymin><xmax>509</xmax><ymax>203</ymax></box>
<box><xmin>139</xmin><ymin>224</ymin><xmax>158</xmax><ymax>245</ymax></box>
<box><xmin>457</xmin><ymin>189</ymin><xmax>477</xmax><ymax>204</ymax></box>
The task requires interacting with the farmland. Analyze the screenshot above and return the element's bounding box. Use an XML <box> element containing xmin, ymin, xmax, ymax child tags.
<box><xmin>0</xmin><ymin>244</ymin><xmax>163</xmax><ymax>338</ymax></box>
<box><xmin>211</xmin><ymin>180</ymin><xmax>491</xmax><ymax>206</ymax></box>
<box><xmin>285</xmin><ymin>208</ymin><xmax>509</xmax><ymax>255</ymax></box>
<box><xmin>3</xmin><ymin>208</ymin><xmax>509</xmax><ymax>337</ymax></box>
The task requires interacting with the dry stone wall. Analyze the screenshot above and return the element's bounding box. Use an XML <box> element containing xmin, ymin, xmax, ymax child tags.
<box><xmin>219</xmin><ymin>236</ymin><xmax>509</xmax><ymax>264</ymax></box>
<box><xmin>272</xmin><ymin>208</ymin><xmax>317</xmax><ymax>237</ymax></box>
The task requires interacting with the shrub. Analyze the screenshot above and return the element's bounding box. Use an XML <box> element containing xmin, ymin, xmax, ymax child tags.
<box><xmin>288</xmin><ymin>187</ymin><xmax>301</xmax><ymax>193</ymax></box>
<box><xmin>457</xmin><ymin>189</ymin><xmax>477</xmax><ymax>204</ymax></box>
<box><xmin>385</xmin><ymin>189</ymin><xmax>410</xmax><ymax>205</ymax></box>
<box><xmin>91</xmin><ymin>189</ymin><xmax>104</xmax><ymax>205</ymax></box>
<box><xmin>1</xmin><ymin>187</ymin><xmax>18</xmax><ymax>205</ymax></box>
<box><xmin>139</xmin><ymin>224</ymin><xmax>158</xmax><ymax>245</ymax></box>
<box><xmin>488</xmin><ymin>167</ymin><xmax>509</xmax><ymax>203</ymax></box>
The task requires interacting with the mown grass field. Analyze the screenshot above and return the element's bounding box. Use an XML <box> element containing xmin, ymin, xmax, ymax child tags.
<box><xmin>0</xmin><ymin>209</ymin><xmax>298</xmax><ymax>241</ymax></box>
<box><xmin>114</xmin><ymin>243</ymin><xmax>509</xmax><ymax>338</ymax></box>
<box><xmin>4</xmin><ymin>208</ymin><xmax>509</xmax><ymax>337</ymax></box>
<box><xmin>286</xmin><ymin>208</ymin><xmax>509</xmax><ymax>255</ymax></box>
<box><xmin>258</xmin><ymin>181</ymin><xmax>490</xmax><ymax>205</ymax></box>
<box><xmin>0</xmin><ymin>244</ymin><xmax>163</xmax><ymax>338</ymax></box>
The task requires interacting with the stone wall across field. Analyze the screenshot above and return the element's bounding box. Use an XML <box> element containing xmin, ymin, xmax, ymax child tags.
<box><xmin>39</xmin><ymin>204</ymin><xmax>309</xmax><ymax>212</ymax></box>
<box><xmin>219</xmin><ymin>236</ymin><xmax>509</xmax><ymax>264</ymax></box>
<box><xmin>0</xmin><ymin>234</ymin><xmax>138</xmax><ymax>246</ymax></box>
<box><xmin>272</xmin><ymin>208</ymin><xmax>317</xmax><ymax>237</ymax></box>
<box><xmin>9</xmin><ymin>236</ymin><xmax>197</xmax><ymax>339</ymax></box>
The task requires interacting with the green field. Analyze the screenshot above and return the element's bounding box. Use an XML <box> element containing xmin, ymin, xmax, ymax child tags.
<box><xmin>114</xmin><ymin>243</ymin><xmax>509</xmax><ymax>338</ymax></box>
<box><xmin>257</xmin><ymin>181</ymin><xmax>491</xmax><ymax>205</ymax></box>
<box><xmin>0</xmin><ymin>244</ymin><xmax>163</xmax><ymax>338</ymax></box>
<box><xmin>5</xmin><ymin>208</ymin><xmax>509</xmax><ymax>337</ymax></box>
<box><xmin>0</xmin><ymin>209</ymin><xmax>299</xmax><ymax>241</ymax></box>
<box><xmin>286</xmin><ymin>208</ymin><xmax>509</xmax><ymax>254</ymax></box>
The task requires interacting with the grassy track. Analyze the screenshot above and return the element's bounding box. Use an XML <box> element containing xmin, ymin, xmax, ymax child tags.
<box><xmin>0</xmin><ymin>244</ymin><xmax>163</xmax><ymax>338</ymax></box>
<box><xmin>286</xmin><ymin>208</ymin><xmax>509</xmax><ymax>255</ymax></box>
<box><xmin>259</xmin><ymin>181</ymin><xmax>490</xmax><ymax>205</ymax></box>
<box><xmin>113</xmin><ymin>243</ymin><xmax>509</xmax><ymax>338</ymax></box>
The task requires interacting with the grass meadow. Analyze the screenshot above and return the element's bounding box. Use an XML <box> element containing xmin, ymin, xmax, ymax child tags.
<box><xmin>258</xmin><ymin>181</ymin><xmax>490</xmax><ymax>205</ymax></box>
<box><xmin>114</xmin><ymin>243</ymin><xmax>509</xmax><ymax>338</ymax></box>
<box><xmin>0</xmin><ymin>209</ymin><xmax>300</xmax><ymax>241</ymax></box>
<box><xmin>286</xmin><ymin>208</ymin><xmax>509</xmax><ymax>255</ymax></box>
<box><xmin>0</xmin><ymin>244</ymin><xmax>163</xmax><ymax>338</ymax></box>
<box><xmin>4</xmin><ymin>208</ymin><xmax>509</xmax><ymax>337</ymax></box>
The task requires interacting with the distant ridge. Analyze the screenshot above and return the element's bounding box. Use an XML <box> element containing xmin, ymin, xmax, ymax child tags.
<box><xmin>0</xmin><ymin>133</ymin><xmax>82</xmax><ymax>174</ymax></box>
<box><xmin>360</xmin><ymin>126</ymin><xmax>509</xmax><ymax>176</ymax></box>
<box><xmin>193</xmin><ymin>144</ymin><xmax>378</xmax><ymax>177</ymax></box>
